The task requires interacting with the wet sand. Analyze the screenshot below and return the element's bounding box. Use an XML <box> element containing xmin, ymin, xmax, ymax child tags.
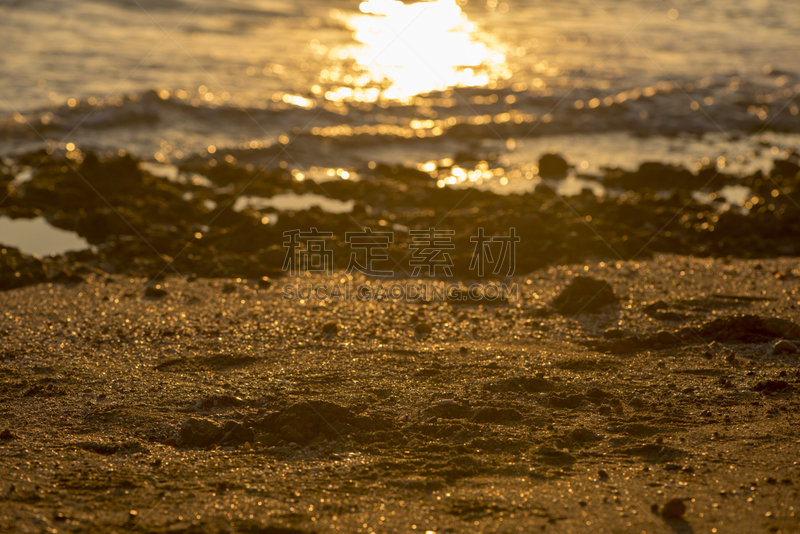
<box><xmin>1</xmin><ymin>254</ymin><xmax>799</xmax><ymax>533</ymax></box>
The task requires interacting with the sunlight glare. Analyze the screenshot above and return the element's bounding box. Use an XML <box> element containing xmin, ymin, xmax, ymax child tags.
<box><xmin>333</xmin><ymin>0</ymin><xmax>507</xmax><ymax>102</ymax></box>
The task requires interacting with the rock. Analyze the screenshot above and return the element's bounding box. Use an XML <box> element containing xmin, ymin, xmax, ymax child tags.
<box><xmin>598</xmin><ymin>469</ymin><xmax>609</xmax><ymax>479</ymax></box>
<box><xmin>220</xmin><ymin>421</ymin><xmax>255</xmax><ymax>444</ymax></box>
<box><xmin>552</xmin><ymin>276</ymin><xmax>616</xmax><ymax>314</ymax></box>
<box><xmin>773</xmin><ymin>340</ymin><xmax>798</xmax><ymax>355</ymax></box>
<box><xmin>662</xmin><ymin>498</ymin><xmax>686</xmax><ymax>518</ymax></box>
<box><xmin>179</xmin><ymin>417</ymin><xmax>224</xmax><ymax>447</ymax></box>
<box><xmin>753</xmin><ymin>380</ymin><xmax>790</xmax><ymax>394</ymax></box>
<box><xmin>414</xmin><ymin>322</ymin><xmax>432</xmax><ymax>336</ymax></box>
<box><xmin>641</xmin><ymin>331</ymin><xmax>682</xmax><ymax>349</ymax></box>
<box><xmin>321</xmin><ymin>322</ymin><xmax>339</xmax><ymax>337</ymax></box>
<box><xmin>697</xmin><ymin>315</ymin><xmax>800</xmax><ymax>343</ymax></box>
<box><xmin>144</xmin><ymin>285</ymin><xmax>168</xmax><ymax>299</ymax></box>
<box><xmin>538</xmin><ymin>153</ymin><xmax>569</xmax><ymax>177</ymax></box>
<box><xmin>643</xmin><ymin>300</ymin><xmax>668</xmax><ymax>315</ymax></box>
<box><xmin>653</xmin><ymin>311</ymin><xmax>685</xmax><ymax>322</ymax></box>
<box><xmin>258</xmin><ymin>276</ymin><xmax>272</xmax><ymax>289</ymax></box>
<box><xmin>773</xmin><ymin>158</ymin><xmax>800</xmax><ymax>178</ymax></box>
<box><xmin>0</xmin><ymin>429</ymin><xmax>16</xmax><ymax>440</ymax></box>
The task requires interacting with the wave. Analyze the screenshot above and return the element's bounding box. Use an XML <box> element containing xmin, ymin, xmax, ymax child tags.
<box><xmin>1</xmin><ymin>69</ymin><xmax>798</xmax><ymax>160</ymax></box>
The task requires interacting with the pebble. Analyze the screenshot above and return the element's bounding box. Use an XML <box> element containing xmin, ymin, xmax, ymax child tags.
<box><xmin>179</xmin><ymin>417</ymin><xmax>223</xmax><ymax>447</ymax></box>
<box><xmin>662</xmin><ymin>498</ymin><xmax>686</xmax><ymax>518</ymax></box>
<box><xmin>538</xmin><ymin>153</ymin><xmax>569</xmax><ymax>177</ymax></box>
<box><xmin>415</xmin><ymin>322</ymin><xmax>432</xmax><ymax>335</ymax></box>
<box><xmin>321</xmin><ymin>322</ymin><xmax>339</xmax><ymax>336</ymax></box>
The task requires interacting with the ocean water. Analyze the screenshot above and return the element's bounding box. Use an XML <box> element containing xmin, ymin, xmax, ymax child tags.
<box><xmin>1</xmin><ymin>0</ymin><xmax>799</xmax><ymax>187</ymax></box>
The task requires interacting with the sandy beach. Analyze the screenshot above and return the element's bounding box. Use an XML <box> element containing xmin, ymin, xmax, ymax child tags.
<box><xmin>1</xmin><ymin>253</ymin><xmax>799</xmax><ymax>533</ymax></box>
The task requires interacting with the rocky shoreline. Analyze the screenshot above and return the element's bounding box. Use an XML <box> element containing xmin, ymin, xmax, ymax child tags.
<box><xmin>1</xmin><ymin>149</ymin><xmax>799</xmax><ymax>291</ymax></box>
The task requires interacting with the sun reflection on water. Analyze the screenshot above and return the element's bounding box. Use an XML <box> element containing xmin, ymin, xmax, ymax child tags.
<box><xmin>325</xmin><ymin>0</ymin><xmax>508</xmax><ymax>102</ymax></box>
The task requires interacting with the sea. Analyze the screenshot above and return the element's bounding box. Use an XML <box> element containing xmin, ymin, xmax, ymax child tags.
<box><xmin>1</xmin><ymin>0</ymin><xmax>799</xmax><ymax>192</ymax></box>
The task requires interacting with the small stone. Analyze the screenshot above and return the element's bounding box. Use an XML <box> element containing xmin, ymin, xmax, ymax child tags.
<box><xmin>163</xmin><ymin>437</ymin><xmax>177</xmax><ymax>447</ymax></box>
<box><xmin>0</xmin><ymin>429</ymin><xmax>16</xmax><ymax>440</ymax></box>
<box><xmin>753</xmin><ymin>380</ymin><xmax>790</xmax><ymax>393</ymax></box>
<box><xmin>221</xmin><ymin>421</ymin><xmax>255</xmax><ymax>444</ymax></box>
<box><xmin>772</xmin><ymin>340</ymin><xmax>798</xmax><ymax>355</ymax></box>
<box><xmin>415</xmin><ymin>322</ymin><xmax>432</xmax><ymax>336</ymax></box>
<box><xmin>643</xmin><ymin>300</ymin><xmax>668</xmax><ymax>315</ymax></box>
<box><xmin>538</xmin><ymin>153</ymin><xmax>569</xmax><ymax>177</ymax></box>
<box><xmin>321</xmin><ymin>322</ymin><xmax>339</xmax><ymax>337</ymax></box>
<box><xmin>725</xmin><ymin>352</ymin><xmax>736</xmax><ymax>362</ymax></box>
<box><xmin>662</xmin><ymin>498</ymin><xmax>686</xmax><ymax>518</ymax></box>
<box><xmin>598</xmin><ymin>469</ymin><xmax>609</xmax><ymax>479</ymax></box>
<box><xmin>258</xmin><ymin>276</ymin><xmax>272</xmax><ymax>289</ymax></box>
<box><xmin>244</xmin><ymin>442</ymin><xmax>252</xmax><ymax>450</ymax></box>
<box><xmin>180</xmin><ymin>417</ymin><xmax>224</xmax><ymax>448</ymax></box>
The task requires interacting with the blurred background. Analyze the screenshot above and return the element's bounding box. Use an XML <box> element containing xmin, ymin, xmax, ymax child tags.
<box><xmin>1</xmin><ymin>0</ymin><xmax>798</xmax><ymax>181</ymax></box>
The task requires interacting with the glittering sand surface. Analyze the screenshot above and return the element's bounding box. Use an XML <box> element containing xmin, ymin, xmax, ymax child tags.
<box><xmin>1</xmin><ymin>255</ymin><xmax>799</xmax><ymax>534</ymax></box>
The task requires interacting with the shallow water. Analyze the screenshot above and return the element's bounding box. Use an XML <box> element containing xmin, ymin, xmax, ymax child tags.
<box><xmin>233</xmin><ymin>192</ymin><xmax>355</xmax><ymax>213</ymax></box>
<box><xmin>0</xmin><ymin>216</ymin><xmax>90</xmax><ymax>257</ymax></box>
<box><xmin>1</xmin><ymin>0</ymin><xmax>798</xmax><ymax>176</ymax></box>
